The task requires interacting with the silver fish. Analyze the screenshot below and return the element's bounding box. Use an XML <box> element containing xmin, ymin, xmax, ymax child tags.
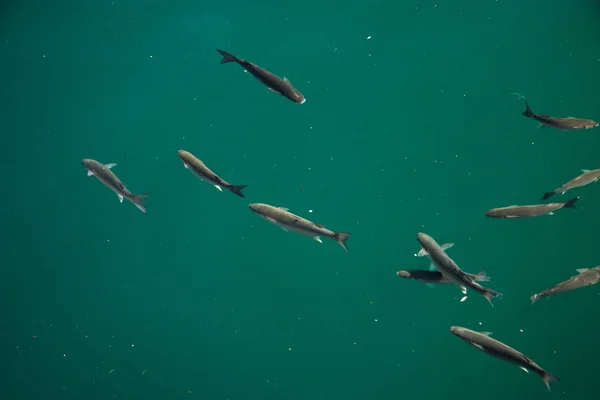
<box><xmin>177</xmin><ymin>150</ymin><xmax>247</xmax><ymax>198</ymax></box>
<box><xmin>450</xmin><ymin>326</ymin><xmax>559</xmax><ymax>391</ymax></box>
<box><xmin>416</xmin><ymin>233</ymin><xmax>501</xmax><ymax>306</ymax></box>
<box><xmin>216</xmin><ymin>49</ymin><xmax>306</xmax><ymax>104</ymax></box>
<box><xmin>485</xmin><ymin>197</ymin><xmax>579</xmax><ymax>218</ymax></box>
<box><xmin>396</xmin><ymin>269</ymin><xmax>490</xmax><ymax>285</ymax></box>
<box><xmin>249</xmin><ymin>203</ymin><xmax>350</xmax><ymax>252</ymax></box>
<box><xmin>522</xmin><ymin>101</ymin><xmax>598</xmax><ymax>130</ymax></box>
<box><xmin>530</xmin><ymin>266</ymin><xmax>600</xmax><ymax>306</ymax></box>
<box><xmin>82</xmin><ymin>159</ymin><xmax>149</xmax><ymax>213</ymax></box>
<box><xmin>542</xmin><ymin>169</ymin><xmax>600</xmax><ymax>200</ymax></box>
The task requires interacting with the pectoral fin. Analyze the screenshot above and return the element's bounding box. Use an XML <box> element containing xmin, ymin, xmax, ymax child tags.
<box><xmin>576</xmin><ymin>268</ymin><xmax>589</xmax><ymax>274</ymax></box>
<box><xmin>314</xmin><ymin>237</ymin><xmax>322</xmax><ymax>243</ymax></box>
<box><xmin>117</xmin><ymin>194</ymin><xmax>124</xmax><ymax>203</ymax></box>
<box><xmin>460</xmin><ymin>286</ymin><xmax>467</xmax><ymax>295</ymax></box>
<box><xmin>581</xmin><ymin>169</ymin><xmax>591</xmax><ymax>173</ymax></box>
<box><xmin>471</xmin><ymin>342</ymin><xmax>484</xmax><ymax>351</ymax></box>
<box><xmin>479</xmin><ymin>331</ymin><xmax>493</xmax><ymax>337</ymax></box>
<box><xmin>104</xmin><ymin>163</ymin><xmax>117</xmax><ymax>169</ymax></box>
<box><xmin>87</xmin><ymin>170</ymin><xmax>94</xmax><ymax>176</ymax></box>
<box><xmin>519</xmin><ymin>366</ymin><xmax>529</xmax><ymax>373</ymax></box>
<box><xmin>214</xmin><ymin>185</ymin><xmax>222</xmax><ymax>192</ymax></box>
<box><xmin>183</xmin><ymin>162</ymin><xmax>188</xmax><ymax>169</ymax></box>
<box><xmin>277</xmin><ymin>207</ymin><xmax>289</xmax><ymax>211</ymax></box>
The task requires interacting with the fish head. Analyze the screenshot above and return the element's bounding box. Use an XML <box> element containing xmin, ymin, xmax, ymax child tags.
<box><xmin>450</xmin><ymin>326</ymin><xmax>465</xmax><ymax>337</ymax></box>
<box><xmin>416</xmin><ymin>232</ymin><xmax>433</xmax><ymax>248</ymax></box>
<box><xmin>590</xmin><ymin>120</ymin><xmax>599</xmax><ymax>128</ymax></box>
<box><xmin>248</xmin><ymin>203</ymin><xmax>266</xmax><ymax>215</ymax></box>
<box><xmin>177</xmin><ymin>150</ymin><xmax>189</xmax><ymax>160</ymax></box>
<box><xmin>81</xmin><ymin>159</ymin><xmax>94</xmax><ymax>169</ymax></box>
<box><xmin>289</xmin><ymin>89</ymin><xmax>306</xmax><ymax>104</ymax></box>
<box><xmin>396</xmin><ymin>270</ymin><xmax>411</xmax><ymax>278</ymax></box>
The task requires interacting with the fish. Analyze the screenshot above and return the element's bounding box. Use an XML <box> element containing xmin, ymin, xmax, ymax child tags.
<box><xmin>416</xmin><ymin>233</ymin><xmax>501</xmax><ymax>306</ymax></box>
<box><xmin>216</xmin><ymin>49</ymin><xmax>306</xmax><ymax>104</ymax></box>
<box><xmin>530</xmin><ymin>266</ymin><xmax>600</xmax><ymax>306</ymax></box>
<box><xmin>542</xmin><ymin>169</ymin><xmax>600</xmax><ymax>200</ymax></box>
<box><xmin>396</xmin><ymin>269</ymin><xmax>490</xmax><ymax>285</ymax></box>
<box><xmin>416</xmin><ymin>242</ymin><xmax>454</xmax><ymax>257</ymax></box>
<box><xmin>450</xmin><ymin>326</ymin><xmax>559</xmax><ymax>391</ymax></box>
<box><xmin>82</xmin><ymin>159</ymin><xmax>149</xmax><ymax>213</ymax></box>
<box><xmin>522</xmin><ymin>100</ymin><xmax>598</xmax><ymax>130</ymax></box>
<box><xmin>248</xmin><ymin>203</ymin><xmax>350</xmax><ymax>252</ymax></box>
<box><xmin>177</xmin><ymin>150</ymin><xmax>247</xmax><ymax>198</ymax></box>
<box><xmin>485</xmin><ymin>197</ymin><xmax>579</xmax><ymax>219</ymax></box>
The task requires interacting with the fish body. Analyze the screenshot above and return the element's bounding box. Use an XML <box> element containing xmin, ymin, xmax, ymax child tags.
<box><xmin>522</xmin><ymin>101</ymin><xmax>598</xmax><ymax>130</ymax></box>
<box><xmin>530</xmin><ymin>266</ymin><xmax>600</xmax><ymax>306</ymax></box>
<box><xmin>416</xmin><ymin>233</ymin><xmax>501</xmax><ymax>305</ymax></box>
<box><xmin>216</xmin><ymin>49</ymin><xmax>306</xmax><ymax>104</ymax></box>
<box><xmin>542</xmin><ymin>169</ymin><xmax>600</xmax><ymax>200</ymax></box>
<box><xmin>397</xmin><ymin>269</ymin><xmax>490</xmax><ymax>284</ymax></box>
<box><xmin>177</xmin><ymin>150</ymin><xmax>247</xmax><ymax>198</ymax></box>
<box><xmin>485</xmin><ymin>197</ymin><xmax>579</xmax><ymax>218</ymax></box>
<box><xmin>450</xmin><ymin>326</ymin><xmax>558</xmax><ymax>391</ymax></box>
<box><xmin>82</xmin><ymin>159</ymin><xmax>149</xmax><ymax>213</ymax></box>
<box><xmin>249</xmin><ymin>203</ymin><xmax>350</xmax><ymax>251</ymax></box>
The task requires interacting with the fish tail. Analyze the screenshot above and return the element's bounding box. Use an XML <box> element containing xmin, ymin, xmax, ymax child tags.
<box><xmin>561</xmin><ymin>197</ymin><xmax>580</xmax><ymax>209</ymax></box>
<box><xmin>333</xmin><ymin>232</ymin><xmax>351</xmax><ymax>252</ymax></box>
<box><xmin>529</xmin><ymin>293</ymin><xmax>540</xmax><ymax>307</ymax></box>
<box><xmin>228</xmin><ymin>184</ymin><xmax>248</xmax><ymax>198</ymax></box>
<box><xmin>541</xmin><ymin>191</ymin><xmax>555</xmax><ymax>200</ymax></box>
<box><xmin>132</xmin><ymin>193</ymin><xmax>150</xmax><ymax>213</ymax></box>
<box><xmin>216</xmin><ymin>49</ymin><xmax>237</xmax><ymax>64</ymax></box>
<box><xmin>542</xmin><ymin>371</ymin><xmax>559</xmax><ymax>392</ymax></box>
<box><xmin>482</xmin><ymin>288</ymin><xmax>502</xmax><ymax>307</ymax></box>
<box><xmin>522</xmin><ymin>101</ymin><xmax>534</xmax><ymax>118</ymax></box>
<box><xmin>473</xmin><ymin>271</ymin><xmax>491</xmax><ymax>282</ymax></box>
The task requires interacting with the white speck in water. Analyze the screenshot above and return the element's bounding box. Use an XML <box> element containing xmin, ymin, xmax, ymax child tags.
<box><xmin>367</xmin><ymin>35</ymin><xmax>372</xmax><ymax>40</ymax></box>
<box><xmin>308</xmin><ymin>209</ymin><xmax>313</xmax><ymax>213</ymax></box>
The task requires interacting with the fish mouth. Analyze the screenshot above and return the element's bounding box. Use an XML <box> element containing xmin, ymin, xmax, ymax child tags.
<box><xmin>396</xmin><ymin>270</ymin><xmax>410</xmax><ymax>278</ymax></box>
<box><xmin>299</xmin><ymin>97</ymin><xmax>306</xmax><ymax>104</ymax></box>
<box><xmin>450</xmin><ymin>326</ymin><xmax>461</xmax><ymax>335</ymax></box>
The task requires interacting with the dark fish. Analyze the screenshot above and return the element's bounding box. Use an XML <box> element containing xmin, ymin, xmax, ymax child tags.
<box><xmin>177</xmin><ymin>150</ymin><xmax>247</xmax><ymax>198</ymax></box>
<box><xmin>485</xmin><ymin>197</ymin><xmax>579</xmax><ymax>219</ymax></box>
<box><xmin>416</xmin><ymin>233</ymin><xmax>502</xmax><ymax>306</ymax></box>
<box><xmin>397</xmin><ymin>269</ymin><xmax>490</xmax><ymax>284</ymax></box>
<box><xmin>249</xmin><ymin>203</ymin><xmax>350</xmax><ymax>252</ymax></box>
<box><xmin>82</xmin><ymin>159</ymin><xmax>149</xmax><ymax>213</ymax></box>
<box><xmin>542</xmin><ymin>169</ymin><xmax>600</xmax><ymax>200</ymax></box>
<box><xmin>450</xmin><ymin>326</ymin><xmax>559</xmax><ymax>391</ymax></box>
<box><xmin>216</xmin><ymin>49</ymin><xmax>306</xmax><ymax>104</ymax></box>
<box><xmin>522</xmin><ymin>101</ymin><xmax>598</xmax><ymax>130</ymax></box>
<box><xmin>530</xmin><ymin>266</ymin><xmax>600</xmax><ymax>306</ymax></box>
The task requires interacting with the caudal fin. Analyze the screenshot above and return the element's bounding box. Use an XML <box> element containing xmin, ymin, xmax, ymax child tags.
<box><xmin>132</xmin><ymin>193</ymin><xmax>150</xmax><ymax>213</ymax></box>
<box><xmin>522</xmin><ymin>101</ymin><xmax>534</xmax><ymax>118</ymax></box>
<box><xmin>542</xmin><ymin>371</ymin><xmax>559</xmax><ymax>392</ymax></box>
<box><xmin>333</xmin><ymin>232</ymin><xmax>351</xmax><ymax>252</ymax></box>
<box><xmin>561</xmin><ymin>197</ymin><xmax>580</xmax><ymax>209</ymax></box>
<box><xmin>541</xmin><ymin>191</ymin><xmax>555</xmax><ymax>200</ymax></box>
<box><xmin>216</xmin><ymin>49</ymin><xmax>237</xmax><ymax>64</ymax></box>
<box><xmin>482</xmin><ymin>289</ymin><xmax>502</xmax><ymax>307</ymax></box>
<box><xmin>228</xmin><ymin>184</ymin><xmax>248</xmax><ymax>198</ymax></box>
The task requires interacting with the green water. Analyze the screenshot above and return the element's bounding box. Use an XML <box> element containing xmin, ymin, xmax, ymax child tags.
<box><xmin>2</xmin><ymin>0</ymin><xmax>600</xmax><ymax>399</ymax></box>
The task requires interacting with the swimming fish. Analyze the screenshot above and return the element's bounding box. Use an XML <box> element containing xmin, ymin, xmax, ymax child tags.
<box><xmin>450</xmin><ymin>326</ymin><xmax>559</xmax><ymax>391</ymax></box>
<box><xmin>396</xmin><ymin>269</ymin><xmax>490</xmax><ymax>285</ymax></box>
<box><xmin>530</xmin><ymin>266</ymin><xmax>600</xmax><ymax>306</ymax></box>
<box><xmin>177</xmin><ymin>150</ymin><xmax>247</xmax><ymax>198</ymax></box>
<box><xmin>216</xmin><ymin>49</ymin><xmax>306</xmax><ymax>104</ymax></box>
<box><xmin>542</xmin><ymin>169</ymin><xmax>600</xmax><ymax>200</ymax></box>
<box><xmin>82</xmin><ymin>159</ymin><xmax>149</xmax><ymax>213</ymax></box>
<box><xmin>522</xmin><ymin>101</ymin><xmax>598</xmax><ymax>130</ymax></box>
<box><xmin>416</xmin><ymin>233</ymin><xmax>501</xmax><ymax>306</ymax></box>
<box><xmin>248</xmin><ymin>203</ymin><xmax>350</xmax><ymax>252</ymax></box>
<box><xmin>485</xmin><ymin>197</ymin><xmax>579</xmax><ymax>218</ymax></box>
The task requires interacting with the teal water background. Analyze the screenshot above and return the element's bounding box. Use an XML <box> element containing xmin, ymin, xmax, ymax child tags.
<box><xmin>2</xmin><ymin>1</ymin><xmax>600</xmax><ymax>399</ymax></box>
